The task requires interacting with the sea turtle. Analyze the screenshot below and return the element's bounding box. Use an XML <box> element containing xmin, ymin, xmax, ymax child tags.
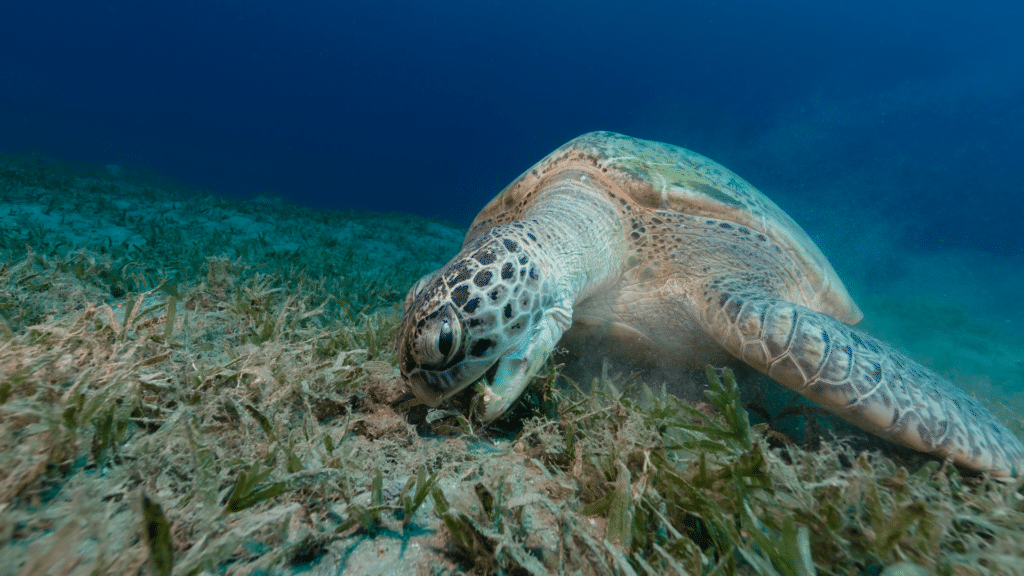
<box><xmin>396</xmin><ymin>131</ymin><xmax>1024</xmax><ymax>477</ymax></box>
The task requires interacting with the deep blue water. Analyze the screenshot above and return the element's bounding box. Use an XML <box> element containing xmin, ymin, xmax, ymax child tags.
<box><xmin>2</xmin><ymin>1</ymin><xmax>1022</xmax><ymax>256</ymax></box>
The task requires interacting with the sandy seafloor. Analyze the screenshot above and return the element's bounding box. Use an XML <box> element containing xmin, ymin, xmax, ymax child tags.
<box><xmin>1</xmin><ymin>155</ymin><xmax>1023</xmax><ymax>575</ymax></box>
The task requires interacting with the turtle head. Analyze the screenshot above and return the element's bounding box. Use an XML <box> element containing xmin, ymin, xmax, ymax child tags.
<box><xmin>396</xmin><ymin>228</ymin><xmax>572</xmax><ymax>421</ymax></box>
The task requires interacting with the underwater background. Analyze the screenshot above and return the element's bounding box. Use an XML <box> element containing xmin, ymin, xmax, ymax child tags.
<box><xmin>2</xmin><ymin>0</ymin><xmax>1022</xmax><ymax>249</ymax></box>
<box><xmin>2</xmin><ymin>1</ymin><xmax>1024</xmax><ymax>573</ymax></box>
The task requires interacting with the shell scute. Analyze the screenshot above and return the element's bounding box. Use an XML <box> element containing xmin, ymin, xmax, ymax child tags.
<box><xmin>468</xmin><ymin>131</ymin><xmax>862</xmax><ymax>324</ymax></box>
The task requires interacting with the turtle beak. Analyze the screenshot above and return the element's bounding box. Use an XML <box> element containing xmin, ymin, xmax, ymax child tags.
<box><xmin>475</xmin><ymin>341</ymin><xmax>552</xmax><ymax>422</ymax></box>
<box><xmin>405</xmin><ymin>371</ymin><xmax>444</xmax><ymax>407</ymax></box>
<box><xmin>404</xmin><ymin>348</ymin><xmax>546</xmax><ymax>422</ymax></box>
<box><xmin>474</xmin><ymin>303</ymin><xmax>573</xmax><ymax>422</ymax></box>
<box><xmin>404</xmin><ymin>354</ymin><xmax>496</xmax><ymax>408</ymax></box>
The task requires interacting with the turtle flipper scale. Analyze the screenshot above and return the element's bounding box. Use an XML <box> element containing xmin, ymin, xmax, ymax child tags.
<box><xmin>698</xmin><ymin>279</ymin><xmax>1024</xmax><ymax>477</ymax></box>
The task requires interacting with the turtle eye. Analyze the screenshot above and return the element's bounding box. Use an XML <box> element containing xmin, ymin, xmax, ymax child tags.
<box><xmin>419</xmin><ymin>304</ymin><xmax>462</xmax><ymax>367</ymax></box>
<box><xmin>436</xmin><ymin>319</ymin><xmax>458</xmax><ymax>361</ymax></box>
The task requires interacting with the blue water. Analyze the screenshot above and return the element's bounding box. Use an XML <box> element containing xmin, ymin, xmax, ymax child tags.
<box><xmin>2</xmin><ymin>0</ymin><xmax>1022</xmax><ymax>256</ymax></box>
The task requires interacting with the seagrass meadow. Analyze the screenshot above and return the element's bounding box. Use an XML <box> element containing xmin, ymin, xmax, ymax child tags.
<box><xmin>2</xmin><ymin>154</ymin><xmax>1024</xmax><ymax>576</ymax></box>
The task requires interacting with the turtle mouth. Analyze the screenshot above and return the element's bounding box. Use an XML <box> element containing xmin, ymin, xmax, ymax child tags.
<box><xmin>480</xmin><ymin>362</ymin><xmax>502</xmax><ymax>392</ymax></box>
<box><xmin>404</xmin><ymin>354</ymin><xmax>494</xmax><ymax>408</ymax></box>
<box><xmin>473</xmin><ymin>339</ymin><xmax>552</xmax><ymax>422</ymax></box>
<box><xmin>405</xmin><ymin>344</ymin><xmax>547</xmax><ymax>422</ymax></box>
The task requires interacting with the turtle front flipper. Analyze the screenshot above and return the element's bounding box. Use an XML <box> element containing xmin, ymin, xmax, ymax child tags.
<box><xmin>697</xmin><ymin>280</ymin><xmax>1024</xmax><ymax>477</ymax></box>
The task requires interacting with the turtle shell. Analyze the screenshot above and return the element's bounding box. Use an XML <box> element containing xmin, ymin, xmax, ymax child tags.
<box><xmin>466</xmin><ymin>131</ymin><xmax>862</xmax><ymax>324</ymax></box>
